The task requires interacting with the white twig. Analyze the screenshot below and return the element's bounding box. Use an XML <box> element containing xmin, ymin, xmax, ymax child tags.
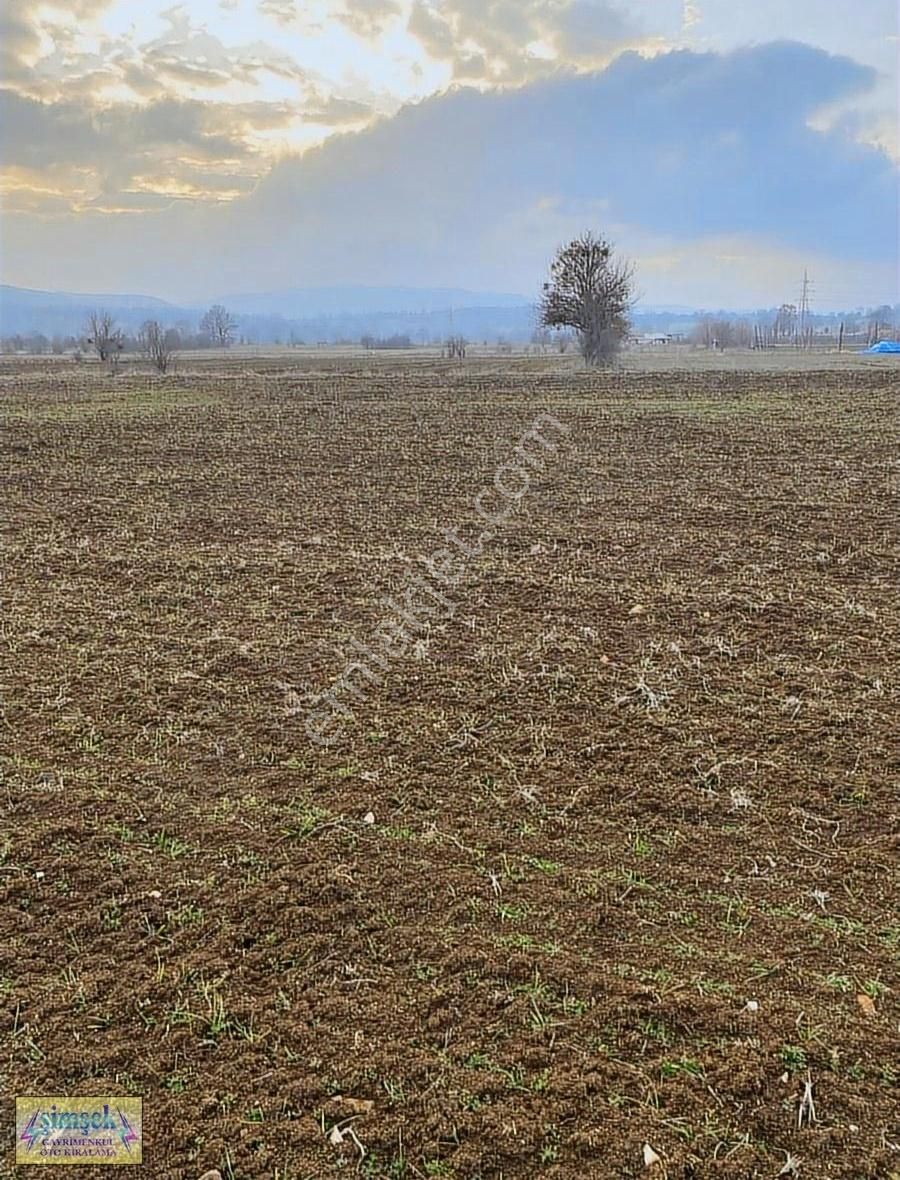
<box><xmin>798</xmin><ymin>1074</ymin><xmax>816</xmax><ymax>1128</ymax></box>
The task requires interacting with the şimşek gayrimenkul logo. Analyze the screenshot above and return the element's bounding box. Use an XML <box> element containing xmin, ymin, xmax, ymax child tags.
<box><xmin>15</xmin><ymin>1097</ymin><xmax>143</xmax><ymax>1166</ymax></box>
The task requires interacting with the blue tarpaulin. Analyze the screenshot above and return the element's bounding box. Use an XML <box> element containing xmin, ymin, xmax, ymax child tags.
<box><xmin>865</xmin><ymin>340</ymin><xmax>900</xmax><ymax>353</ymax></box>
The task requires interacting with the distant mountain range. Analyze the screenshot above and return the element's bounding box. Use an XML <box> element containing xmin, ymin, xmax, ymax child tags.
<box><xmin>0</xmin><ymin>283</ymin><xmax>534</xmax><ymax>338</ymax></box>
<box><xmin>0</xmin><ymin>285</ymin><xmax>174</xmax><ymax>335</ymax></box>
<box><xmin>1</xmin><ymin>285</ymin><xmax>172</xmax><ymax>311</ymax></box>
<box><xmin>0</xmin><ymin>282</ymin><xmax>705</xmax><ymax>342</ymax></box>
<box><xmin>218</xmin><ymin>286</ymin><xmax>532</xmax><ymax>317</ymax></box>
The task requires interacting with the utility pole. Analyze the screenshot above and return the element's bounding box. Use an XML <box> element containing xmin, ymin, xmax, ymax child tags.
<box><xmin>797</xmin><ymin>268</ymin><xmax>812</xmax><ymax>348</ymax></box>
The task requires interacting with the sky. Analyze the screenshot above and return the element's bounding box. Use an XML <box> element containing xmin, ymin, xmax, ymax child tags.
<box><xmin>0</xmin><ymin>0</ymin><xmax>898</xmax><ymax>309</ymax></box>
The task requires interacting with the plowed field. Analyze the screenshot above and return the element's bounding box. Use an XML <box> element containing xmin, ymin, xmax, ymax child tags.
<box><xmin>1</xmin><ymin>356</ymin><xmax>897</xmax><ymax>1179</ymax></box>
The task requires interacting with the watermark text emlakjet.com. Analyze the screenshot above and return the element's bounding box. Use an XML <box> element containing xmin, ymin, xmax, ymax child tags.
<box><xmin>305</xmin><ymin>411</ymin><xmax>572</xmax><ymax>747</ymax></box>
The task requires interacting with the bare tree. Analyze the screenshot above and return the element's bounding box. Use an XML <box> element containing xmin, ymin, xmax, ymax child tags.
<box><xmin>86</xmin><ymin>310</ymin><xmax>124</xmax><ymax>365</ymax></box>
<box><xmin>539</xmin><ymin>232</ymin><xmax>633</xmax><ymax>366</ymax></box>
<box><xmin>200</xmin><ymin>304</ymin><xmax>237</xmax><ymax>348</ymax></box>
<box><xmin>691</xmin><ymin>317</ymin><xmax>752</xmax><ymax>351</ymax></box>
<box><xmin>530</xmin><ymin>327</ymin><xmax>553</xmax><ymax>353</ymax></box>
<box><xmin>691</xmin><ymin>317</ymin><xmax>715</xmax><ymax>349</ymax></box>
<box><xmin>867</xmin><ymin>304</ymin><xmax>895</xmax><ymax>345</ymax></box>
<box><xmin>774</xmin><ymin>304</ymin><xmax>797</xmax><ymax>341</ymax></box>
<box><xmin>445</xmin><ymin>335</ymin><xmax>467</xmax><ymax>360</ymax></box>
<box><xmin>711</xmin><ymin>319</ymin><xmax>734</xmax><ymax>350</ymax></box>
<box><xmin>138</xmin><ymin>319</ymin><xmax>175</xmax><ymax>373</ymax></box>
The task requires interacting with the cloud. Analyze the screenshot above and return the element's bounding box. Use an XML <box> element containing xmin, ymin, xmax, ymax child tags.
<box><xmin>0</xmin><ymin>78</ymin><xmax>374</xmax><ymax>210</ymax></box>
<box><xmin>554</xmin><ymin>2</ymin><xmax>636</xmax><ymax>57</ymax></box>
<box><xmin>240</xmin><ymin>41</ymin><xmax>896</xmax><ymax>266</ymax></box>
<box><xmin>258</xmin><ymin>0</ymin><xmax>298</xmax><ymax>23</ymax></box>
<box><xmin>406</xmin><ymin>0</ymin><xmax>642</xmax><ymax>83</ymax></box>
<box><xmin>337</xmin><ymin>0</ymin><xmax>403</xmax><ymax>38</ymax></box>
<box><xmin>300</xmin><ymin>94</ymin><xmax>376</xmax><ymax>124</ymax></box>
<box><xmin>0</xmin><ymin>90</ymin><xmax>105</xmax><ymax>170</ymax></box>
<box><xmin>0</xmin><ymin>89</ymin><xmax>273</xmax><ymax>168</ymax></box>
<box><xmin>6</xmin><ymin>3</ymin><xmax>311</xmax><ymax>105</ymax></box>
<box><xmin>682</xmin><ymin>1</ymin><xmax>702</xmax><ymax>30</ymax></box>
<box><xmin>138</xmin><ymin>7</ymin><xmax>309</xmax><ymax>90</ymax></box>
<box><xmin>0</xmin><ymin>0</ymin><xmax>117</xmax><ymax>92</ymax></box>
<box><xmin>0</xmin><ymin>1</ymin><xmax>383</xmax><ymax>210</ymax></box>
<box><xmin>2</xmin><ymin>41</ymin><xmax>897</xmax><ymax>307</ymax></box>
<box><xmin>0</xmin><ymin>2</ymin><xmax>41</xmax><ymax>87</ymax></box>
<box><xmin>0</xmin><ymin>88</ymin><xmax>273</xmax><ymax>205</ymax></box>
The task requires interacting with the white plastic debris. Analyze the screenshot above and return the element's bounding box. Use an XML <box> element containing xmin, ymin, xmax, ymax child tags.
<box><xmin>643</xmin><ymin>1143</ymin><xmax>663</xmax><ymax>1168</ymax></box>
<box><xmin>362</xmin><ymin>811</ymin><xmax>375</xmax><ymax>825</ymax></box>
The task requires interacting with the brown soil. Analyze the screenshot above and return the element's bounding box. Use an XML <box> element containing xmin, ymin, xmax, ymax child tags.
<box><xmin>1</xmin><ymin>356</ymin><xmax>897</xmax><ymax>1179</ymax></box>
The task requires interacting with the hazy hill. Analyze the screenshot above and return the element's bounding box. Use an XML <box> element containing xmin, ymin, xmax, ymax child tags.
<box><xmin>219</xmin><ymin>286</ymin><xmax>531</xmax><ymax>317</ymax></box>
<box><xmin>0</xmin><ymin>285</ymin><xmax>176</xmax><ymax>335</ymax></box>
<box><xmin>0</xmin><ymin>283</ymin><xmax>532</xmax><ymax>338</ymax></box>
<box><xmin>0</xmin><ymin>285</ymin><xmax>171</xmax><ymax>310</ymax></box>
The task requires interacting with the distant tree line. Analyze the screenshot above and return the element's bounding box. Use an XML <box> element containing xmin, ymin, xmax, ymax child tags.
<box><xmin>1</xmin><ymin>304</ymin><xmax>242</xmax><ymax>371</ymax></box>
<box><xmin>686</xmin><ymin>304</ymin><xmax>899</xmax><ymax>350</ymax></box>
<box><xmin>360</xmin><ymin>333</ymin><xmax>413</xmax><ymax>349</ymax></box>
<box><xmin>3</xmin><ymin>288</ymin><xmax>898</xmax><ymax>361</ymax></box>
